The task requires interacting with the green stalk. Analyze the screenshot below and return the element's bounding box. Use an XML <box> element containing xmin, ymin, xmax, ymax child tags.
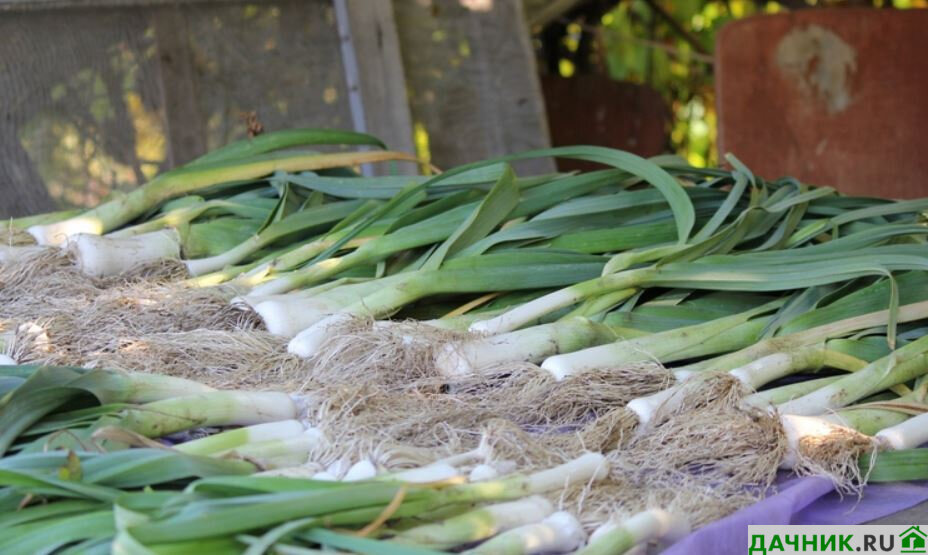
<box><xmin>540</xmin><ymin>301</ymin><xmax>780</xmax><ymax>380</ymax></box>
<box><xmin>116</xmin><ymin>391</ymin><xmax>297</xmax><ymax>438</ymax></box>
<box><xmin>823</xmin><ymin>393</ymin><xmax>925</xmax><ymax>436</ymax></box>
<box><xmin>434</xmin><ymin>317</ymin><xmax>620</xmax><ymax>377</ymax></box>
<box><xmin>187</xmin><ymin>128</ymin><xmax>385</xmax><ymax>167</ymax></box>
<box><xmin>776</xmin><ymin>336</ymin><xmax>928</xmax><ymax>415</ymax></box>
<box><xmin>751</xmin><ymin>376</ymin><xmax>844</xmax><ymax>406</ymax></box>
<box><xmin>28</xmin><ymin>150</ymin><xmax>413</xmax><ymax>245</ymax></box>
<box><xmin>174</xmin><ymin>420</ymin><xmax>306</xmax><ymax>456</ymax></box>
<box><xmin>288</xmin><ymin>251</ymin><xmax>606</xmax><ymax>356</ymax></box>
<box><xmin>472</xmin><ymin>231</ymin><xmax>928</xmax><ymax>335</ymax></box>
<box><xmin>184</xmin><ymin>200</ymin><xmax>365</xmax><ymax>275</ymax></box>
<box><xmin>7</xmin><ymin>208</ymin><xmax>82</xmax><ymax>230</ymax></box>
<box><xmin>679</xmin><ymin>299</ymin><xmax>928</xmax><ymax>375</ymax></box>
<box><xmin>107</xmin><ymin>196</ymin><xmax>274</xmax><ymax>238</ymax></box>
<box><xmin>392</xmin><ymin>496</ymin><xmax>553</xmax><ymax>549</ymax></box>
<box><xmin>127</xmin><ymin>454</ymin><xmax>607</xmax><ymax>544</ymax></box>
<box><xmin>577</xmin><ymin>510</ymin><xmax>690</xmax><ymax>555</ymax></box>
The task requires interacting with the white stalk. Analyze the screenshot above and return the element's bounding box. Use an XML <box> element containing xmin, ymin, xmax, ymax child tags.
<box><xmin>525</xmin><ymin>452</ymin><xmax>609</xmax><ymax>493</ymax></box>
<box><xmin>469</xmin><ymin>464</ymin><xmax>499</xmax><ymax>482</ymax></box>
<box><xmin>288</xmin><ymin>277</ymin><xmax>422</xmax><ymax>357</ymax></box>
<box><xmin>581</xmin><ymin>510</ymin><xmax>690</xmax><ymax>555</ymax></box>
<box><xmin>343</xmin><ymin>460</ymin><xmax>378</xmax><ymax>481</ymax></box>
<box><xmin>729</xmin><ymin>345</ymin><xmax>825</xmax><ymax>390</ymax></box>
<box><xmin>729</xmin><ymin>353</ymin><xmax>796</xmax><ymax>389</ymax></box>
<box><xmin>71</xmin><ymin>229</ymin><xmax>180</xmax><ymax>277</ymax></box>
<box><xmin>224</xmin><ymin>428</ymin><xmax>325</xmax><ymax>469</ymax></box>
<box><xmin>174</xmin><ymin>420</ymin><xmax>307</xmax><ymax>456</ymax></box>
<box><xmin>778</xmin><ymin>414</ymin><xmax>859</xmax><ymax>469</ymax></box>
<box><xmin>250</xmin><ymin>272</ymin><xmax>310</xmax><ymax>296</ymax></box>
<box><xmin>29</xmin><ymin>216</ymin><xmax>106</xmax><ymax>246</ymax></box>
<box><xmin>875</xmin><ymin>411</ymin><xmax>928</xmax><ymax>451</ymax></box>
<box><xmin>116</xmin><ymin>371</ymin><xmax>216</xmax><ymax>403</ymax></box>
<box><xmin>184</xmin><ymin>239</ymin><xmax>258</xmax><ymax>276</ymax></box>
<box><xmin>436</xmin><ymin>328</ymin><xmax>549</xmax><ymax>377</ymax></box>
<box><xmin>389</xmin><ymin>463</ymin><xmax>460</xmax><ymax>484</ymax></box>
<box><xmin>288</xmin><ymin>312</ymin><xmax>358</xmax><ymax>358</ymax></box>
<box><xmin>249</xmin><ymin>276</ymin><xmax>408</xmax><ymax>338</ymax></box>
<box><xmin>541</xmin><ymin>306</ymin><xmax>776</xmax><ymax>380</ymax></box>
<box><xmin>469</xmin><ymin>289</ymin><xmax>583</xmax><ymax>335</ymax></box>
<box><xmin>437</xmin><ymin>318</ymin><xmax>613</xmax><ymax>378</ymax></box>
<box><xmin>326</xmin><ymin>458</ymin><xmax>351</xmax><ymax>479</ymax></box>
<box><xmin>542</xmin><ymin>346</ymin><xmax>608</xmax><ymax>382</ymax></box>
<box><xmin>121</xmin><ymin>391</ymin><xmax>298</xmax><ymax>437</ymax></box>
<box><xmin>628</xmin><ymin>346</ymin><xmax>831</xmax><ymax>426</ymax></box>
<box><xmin>252</xmin><ymin>295</ymin><xmax>348</xmax><ymax>337</ymax></box>
<box><xmin>463</xmin><ymin>511</ymin><xmax>586</xmax><ymax>555</ymax></box>
<box><xmin>434</xmin><ymin>446</ymin><xmax>490</xmax><ymax>467</ymax></box>
<box><xmin>626</xmin><ymin>386</ymin><xmax>679</xmax><ymax>428</ymax></box>
<box><xmin>395</xmin><ymin>496</ymin><xmax>554</xmax><ymax>549</ymax></box>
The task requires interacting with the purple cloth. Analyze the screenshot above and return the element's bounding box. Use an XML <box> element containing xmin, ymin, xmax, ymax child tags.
<box><xmin>664</xmin><ymin>477</ymin><xmax>928</xmax><ymax>555</ymax></box>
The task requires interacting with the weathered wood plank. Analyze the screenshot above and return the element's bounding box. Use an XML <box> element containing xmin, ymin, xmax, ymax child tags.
<box><xmin>0</xmin><ymin>7</ymin><xmax>166</xmax><ymax>217</ymax></box>
<box><xmin>0</xmin><ymin>0</ymin><xmax>242</xmax><ymax>11</ymax></box>
<box><xmin>393</xmin><ymin>0</ymin><xmax>554</xmax><ymax>174</ymax></box>
<box><xmin>180</xmin><ymin>1</ymin><xmax>353</xmax><ymax>150</ymax></box>
<box><xmin>152</xmin><ymin>5</ymin><xmax>207</xmax><ymax>166</ymax></box>
<box><xmin>343</xmin><ymin>0</ymin><xmax>416</xmax><ymax>171</ymax></box>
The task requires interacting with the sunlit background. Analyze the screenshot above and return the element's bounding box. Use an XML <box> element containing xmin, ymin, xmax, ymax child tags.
<box><xmin>532</xmin><ymin>0</ymin><xmax>926</xmax><ymax>167</ymax></box>
<box><xmin>5</xmin><ymin>0</ymin><xmax>926</xmax><ymax>215</ymax></box>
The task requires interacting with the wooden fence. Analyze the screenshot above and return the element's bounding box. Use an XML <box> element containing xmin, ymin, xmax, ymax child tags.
<box><xmin>0</xmin><ymin>0</ymin><xmax>553</xmax><ymax>217</ymax></box>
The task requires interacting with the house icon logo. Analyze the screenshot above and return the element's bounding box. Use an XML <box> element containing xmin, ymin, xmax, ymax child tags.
<box><xmin>901</xmin><ymin>525</ymin><xmax>928</xmax><ymax>554</ymax></box>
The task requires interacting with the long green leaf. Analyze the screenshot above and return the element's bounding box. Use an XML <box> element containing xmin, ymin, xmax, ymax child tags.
<box><xmin>422</xmin><ymin>165</ymin><xmax>519</xmax><ymax>269</ymax></box>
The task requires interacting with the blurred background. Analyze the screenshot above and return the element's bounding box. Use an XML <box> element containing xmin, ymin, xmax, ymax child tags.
<box><xmin>1</xmin><ymin>0</ymin><xmax>925</xmax><ymax>217</ymax></box>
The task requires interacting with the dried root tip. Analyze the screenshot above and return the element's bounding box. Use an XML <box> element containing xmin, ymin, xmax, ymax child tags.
<box><xmin>578</xmin><ymin>408</ymin><xmax>640</xmax><ymax>452</ymax></box>
<box><xmin>0</xmin><ymin>247</ymin><xmax>75</xmax><ymax>294</ymax></box>
<box><xmin>632</xmin><ymin>372</ymin><xmax>749</xmax><ymax>430</ymax></box>
<box><xmin>452</xmin><ymin>363</ymin><xmax>672</xmax><ymax>430</ymax></box>
<box><xmin>0</xmin><ymin>245</ymin><xmax>46</xmax><ymax>265</ymax></box>
<box><xmin>619</xmin><ymin>398</ymin><xmax>786</xmax><ymax>492</ymax></box>
<box><xmin>781</xmin><ymin>414</ymin><xmax>877</xmax><ymax>495</ymax></box>
<box><xmin>306</xmin><ymin>316</ymin><xmax>470</xmax><ymax>386</ymax></box>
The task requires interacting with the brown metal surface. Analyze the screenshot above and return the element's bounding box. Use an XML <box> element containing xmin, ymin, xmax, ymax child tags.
<box><xmin>542</xmin><ymin>75</ymin><xmax>670</xmax><ymax>172</ymax></box>
<box><xmin>716</xmin><ymin>9</ymin><xmax>928</xmax><ymax>198</ymax></box>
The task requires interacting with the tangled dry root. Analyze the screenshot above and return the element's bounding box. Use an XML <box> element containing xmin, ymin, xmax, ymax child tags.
<box><xmin>305</xmin><ymin>363</ymin><xmax>673</xmax><ymax>478</ymax></box>
<box><xmin>566</xmin><ymin>470</ymin><xmax>761</xmax><ymax>534</ymax></box>
<box><xmin>620</xmin><ymin>400</ymin><xmax>787</xmax><ymax>494</ymax></box>
<box><xmin>1</xmin><ymin>246</ymin><xmax>878</xmax><ymax>524</ymax></box>
<box><xmin>451</xmin><ymin>363</ymin><xmax>673</xmax><ymax>428</ymax></box>
<box><xmin>307</xmin><ymin>317</ymin><xmax>471</xmax><ymax>387</ymax></box>
<box><xmin>2</xmin><ymin>248</ymin><xmax>265</xmax><ymax>379</ymax></box>
<box><xmin>792</xmin><ymin>425</ymin><xmax>877</xmax><ymax>496</ymax></box>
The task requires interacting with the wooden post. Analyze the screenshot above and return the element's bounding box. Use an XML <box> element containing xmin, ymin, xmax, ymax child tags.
<box><xmin>392</xmin><ymin>0</ymin><xmax>554</xmax><ymax>174</ymax></box>
<box><xmin>152</xmin><ymin>5</ymin><xmax>207</xmax><ymax>166</ymax></box>
<box><xmin>342</xmin><ymin>0</ymin><xmax>416</xmax><ymax>160</ymax></box>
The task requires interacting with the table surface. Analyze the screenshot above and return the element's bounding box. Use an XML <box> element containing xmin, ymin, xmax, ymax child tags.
<box><xmin>869</xmin><ymin>501</ymin><xmax>928</xmax><ymax>524</ymax></box>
